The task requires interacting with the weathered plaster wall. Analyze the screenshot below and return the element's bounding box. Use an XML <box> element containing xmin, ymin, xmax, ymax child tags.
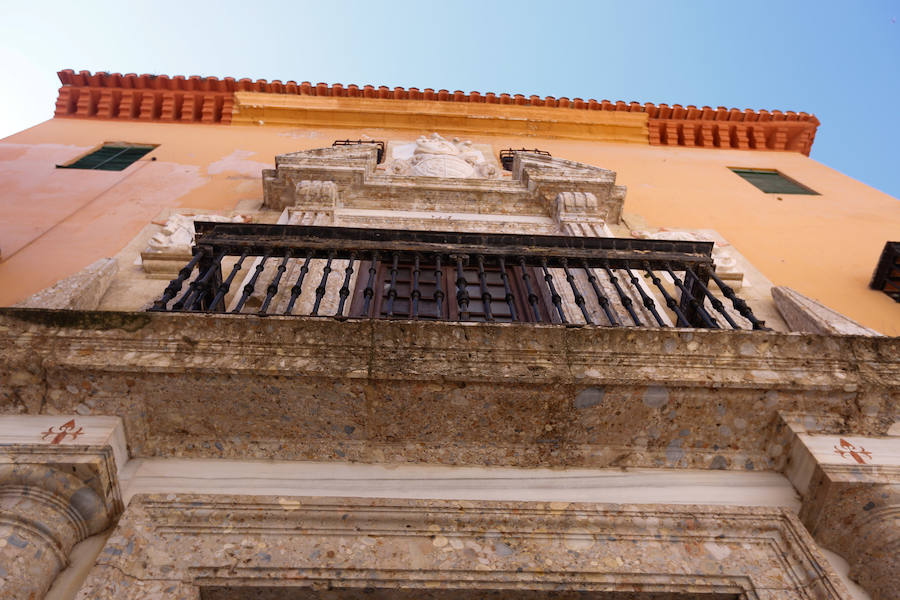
<box><xmin>1</xmin><ymin>117</ymin><xmax>898</xmax><ymax>333</ymax></box>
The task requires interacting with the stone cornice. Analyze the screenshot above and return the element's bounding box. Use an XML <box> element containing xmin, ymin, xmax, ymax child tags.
<box><xmin>0</xmin><ymin>309</ymin><xmax>896</xmax><ymax>394</ymax></box>
<box><xmin>52</xmin><ymin>69</ymin><xmax>820</xmax><ymax>153</ymax></box>
<box><xmin>0</xmin><ymin>444</ymin><xmax>124</xmax><ymax>519</ymax></box>
<box><xmin>231</xmin><ymin>92</ymin><xmax>649</xmax><ymax>143</ymax></box>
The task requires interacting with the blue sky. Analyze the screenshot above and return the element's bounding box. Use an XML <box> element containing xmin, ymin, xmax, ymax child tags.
<box><xmin>1</xmin><ymin>0</ymin><xmax>898</xmax><ymax>198</ymax></box>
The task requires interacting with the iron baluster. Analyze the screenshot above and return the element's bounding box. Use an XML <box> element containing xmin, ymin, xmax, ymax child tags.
<box><xmin>151</xmin><ymin>248</ymin><xmax>205</xmax><ymax>311</ymax></box>
<box><xmin>232</xmin><ymin>252</ymin><xmax>271</xmax><ymax>313</ymax></box>
<box><xmin>603</xmin><ymin>263</ymin><xmax>642</xmax><ymax>326</ymax></box>
<box><xmin>171</xmin><ymin>249</ymin><xmax>213</xmax><ymax>310</ymax></box>
<box><xmin>498</xmin><ymin>257</ymin><xmax>518</xmax><ymax>322</ymax></box>
<box><xmin>665</xmin><ymin>264</ymin><xmax>718</xmax><ymax>328</ymax></box>
<box><xmin>209</xmin><ymin>250</ymin><xmax>249</xmax><ymax>312</ymax></box>
<box><xmin>623</xmin><ymin>266</ymin><xmax>665</xmax><ymax>327</ymax></box>
<box><xmin>454</xmin><ymin>255</ymin><xmax>470</xmax><ymax>321</ymax></box>
<box><xmin>518</xmin><ymin>256</ymin><xmax>542</xmax><ymax>322</ymax></box>
<box><xmin>284</xmin><ymin>255</ymin><xmax>312</xmax><ymax>316</ymax></box>
<box><xmin>361</xmin><ymin>252</ymin><xmax>379</xmax><ymax>317</ymax></box>
<box><xmin>310</xmin><ymin>252</ymin><xmax>335</xmax><ymax>316</ymax></box>
<box><xmin>410</xmin><ymin>254</ymin><xmax>421</xmax><ymax>320</ymax></box>
<box><xmin>581</xmin><ymin>260</ymin><xmax>619</xmax><ymax>326</ymax></box>
<box><xmin>562</xmin><ymin>258</ymin><xmax>592</xmax><ymax>324</ymax></box>
<box><xmin>187</xmin><ymin>251</ymin><xmax>224</xmax><ymax>311</ymax></box>
<box><xmin>541</xmin><ymin>258</ymin><xmax>567</xmax><ymax>323</ymax></box>
<box><xmin>385</xmin><ymin>252</ymin><xmax>400</xmax><ymax>317</ymax></box>
<box><xmin>259</xmin><ymin>250</ymin><xmax>293</xmax><ymax>315</ymax></box>
<box><xmin>181</xmin><ymin>250</ymin><xmax>225</xmax><ymax>311</ymax></box>
<box><xmin>684</xmin><ymin>267</ymin><xmax>740</xmax><ymax>329</ymax></box>
<box><xmin>643</xmin><ymin>262</ymin><xmax>689</xmax><ymax>327</ymax></box>
<box><xmin>708</xmin><ymin>269</ymin><xmax>769</xmax><ymax>330</ymax></box>
<box><xmin>335</xmin><ymin>253</ymin><xmax>356</xmax><ymax>317</ymax></box>
<box><xmin>149</xmin><ymin>223</ymin><xmax>764</xmax><ymax>330</ymax></box>
<box><xmin>433</xmin><ymin>255</ymin><xmax>444</xmax><ymax>318</ymax></box>
<box><xmin>476</xmin><ymin>255</ymin><xmax>494</xmax><ymax>321</ymax></box>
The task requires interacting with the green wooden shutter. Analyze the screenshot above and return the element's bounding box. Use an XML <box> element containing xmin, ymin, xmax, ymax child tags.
<box><xmin>730</xmin><ymin>168</ymin><xmax>818</xmax><ymax>195</ymax></box>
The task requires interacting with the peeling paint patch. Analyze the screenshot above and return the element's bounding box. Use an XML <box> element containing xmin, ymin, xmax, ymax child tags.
<box><xmin>207</xmin><ymin>150</ymin><xmax>273</xmax><ymax>178</ymax></box>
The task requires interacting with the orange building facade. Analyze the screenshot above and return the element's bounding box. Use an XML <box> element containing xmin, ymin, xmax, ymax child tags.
<box><xmin>0</xmin><ymin>70</ymin><xmax>898</xmax><ymax>600</ymax></box>
<box><xmin>2</xmin><ymin>69</ymin><xmax>897</xmax><ymax>333</ymax></box>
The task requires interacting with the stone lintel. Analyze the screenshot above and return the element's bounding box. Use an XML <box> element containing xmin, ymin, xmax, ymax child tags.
<box><xmin>76</xmin><ymin>494</ymin><xmax>851</xmax><ymax>600</ymax></box>
<box><xmin>1</xmin><ymin>308</ymin><xmax>897</xmax><ymax>471</ymax></box>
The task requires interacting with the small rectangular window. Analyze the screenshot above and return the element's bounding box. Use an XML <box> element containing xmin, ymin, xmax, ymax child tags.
<box><xmin>870</xmin><ymin>241</ymin><xmax>900</xmax><ymax>302</ymax></box>
<box><xmin>730</xmin><ymin>168</ymin><xmax>818</xmax><ymax>195</ymax></box>
<box><xmin>58</xmin><ymin>144</ymin><xmax>156</xmax><ymax>171</ymax></box>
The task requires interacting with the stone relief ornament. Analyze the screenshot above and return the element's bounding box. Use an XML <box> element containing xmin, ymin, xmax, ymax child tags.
<box><xmin>141</xmin><ymin>213</ymin><xmax>251</xmax><ymax>277</ymax></box>
<box><xmin>146</xmin><ymin>213</ymin><xmax>250</xmax><ymax>255</ymax></box>
<box><xmin>387</xmin><ymin>133</ymin><xmax>502</xmax><ymax>179</ymax></box>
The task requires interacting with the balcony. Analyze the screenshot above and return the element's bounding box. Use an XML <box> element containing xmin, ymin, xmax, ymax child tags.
<box><xmin>149</xmin><ymin>222</ymin><xmax>767</xmax><ymax>330</ymax></box>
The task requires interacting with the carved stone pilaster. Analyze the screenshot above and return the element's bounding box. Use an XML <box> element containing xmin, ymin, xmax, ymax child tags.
<box><xmin>778</xmin><ymin>413</ymin><xmax>900</xmax><ymax>600</ymax></box>
<box><xmin>0</xmin><ymin>417</ymin><xmax>125</xmax><ymax>599</ymax></box>
<box><xmin>0</xmin><ymin>463</ymin><xmax>115</xmax><ymax>599</ymax></box>
<box><xmin>802</xmin><ymin>480</ymin><xmax>899</xmax><ymax>600</ymax></box>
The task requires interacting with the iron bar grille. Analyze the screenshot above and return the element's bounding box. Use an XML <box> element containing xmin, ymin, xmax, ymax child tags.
<box><xmin>870</xmin><ymin>241</ymin><xmax>900</xmax><ymax>302</ymax></box>
<box><xmin>499</xmin><ymin>148</ymin><xmax>551</xmax><ymax>171</ymax></box>
<box><xmin>332</xmin><ymin>140</ymin><xmax>386</xmax><ymax>163</ymax></box>
<box><xmin>149</xmin><ymin>223</ymin><xmax>768</xmax><ymax>330</ymax></box>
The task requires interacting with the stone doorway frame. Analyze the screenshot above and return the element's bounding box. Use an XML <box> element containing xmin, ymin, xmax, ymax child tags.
<box><xmin>75</xmin><ymin>495</ymin><xmax>851</xmax><ymax>600</ymax></box>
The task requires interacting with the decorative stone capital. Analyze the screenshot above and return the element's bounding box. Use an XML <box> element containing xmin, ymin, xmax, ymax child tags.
<box><xmin>553</xmin><ymin>191</ymin><xmax>609</xmax><ymax>227</ymax></box>
<box><xmin>0</xmin><ymin>416</ymin><xmax>125</xmax><ymax>599</ymax></box>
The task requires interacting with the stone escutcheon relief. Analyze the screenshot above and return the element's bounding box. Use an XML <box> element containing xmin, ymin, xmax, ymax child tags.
<box><xmin>386</xmin><ymin>133</ymin><xmax>502</xmax><ymax>179</ymax></box>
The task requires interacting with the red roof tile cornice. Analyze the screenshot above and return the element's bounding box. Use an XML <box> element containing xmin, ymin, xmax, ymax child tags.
<box><xmin>53</xmin><ymin>69</ymin><xmax>820</xmax><ymax>154</ymax></box>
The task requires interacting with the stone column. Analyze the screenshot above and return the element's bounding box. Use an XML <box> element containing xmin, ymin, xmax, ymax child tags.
<box><xmin>802</xmin><ymin>479</ymin><xmax>900</xmax><ymax>600</ymax></box>
<box><xmin>0</xmin><ymin>416</ymin><xmax>125</xmax><ymax>599</ymax></box>
<box><xmin>0</xmin><ymin>464</ymin><xmax>113</xmax><ymax>599</ymax></box>
<box><xmin>777</xmin><ymin>413</ymin><xmax>900</xmax><ymax>600</ymax></box>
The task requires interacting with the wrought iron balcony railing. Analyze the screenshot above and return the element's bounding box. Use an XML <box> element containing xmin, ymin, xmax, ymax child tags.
<box><xmin>499</xmin><ymin>148</ymin><xmax>551</xmax><ymax>171</ymax></box>
<box><xmin>149</xmin><ymin>222</ymin><xmax>768</xmax><ymax>330</ymax></box>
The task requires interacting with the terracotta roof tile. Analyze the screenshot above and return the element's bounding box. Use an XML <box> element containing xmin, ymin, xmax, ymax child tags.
<box><xmin>53</xmin><ymin>69</ymin><xmax>819</xmax><ymax>154</ymax></box>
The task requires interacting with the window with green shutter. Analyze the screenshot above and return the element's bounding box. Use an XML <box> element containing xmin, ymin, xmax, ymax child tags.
<box><xmin>729</xmin><ymin>168</ymin><xmax>818</xmax><ymax>195</ymax></box>
<box><xmin>58</xmin><ymin>144</ymin><xmax>156</xmax><ymax>171</ymax></box>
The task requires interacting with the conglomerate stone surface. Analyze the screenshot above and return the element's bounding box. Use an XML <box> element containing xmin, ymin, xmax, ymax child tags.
<box><xmin>0</xmin><ymin>308</ymin><xmax>896</xmax><ymax>471</ymax></box>
<box><xmin>75</xmin><ymin>495</ymin><xmax>851</xmax><ymax>600</ymax></box>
